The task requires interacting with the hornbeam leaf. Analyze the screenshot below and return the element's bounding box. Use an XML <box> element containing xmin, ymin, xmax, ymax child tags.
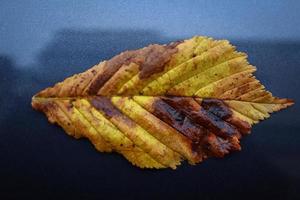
<box><xmin>32</xmin><ymin>36</ymin><xmax>294</xmax><ymax>169</ymax></box>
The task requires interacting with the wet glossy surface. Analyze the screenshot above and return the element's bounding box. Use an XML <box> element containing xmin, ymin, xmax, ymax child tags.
<box><xmin>152</xmin><ymin>98</ymin><xmax>206</xmax><ymax>143</ymax></box>
<box><xmin>201</xmin><ymin>98</ymin><xmax>251</xmax><ymax>134</ymax></box>
<box><xmin>1</xmin><ymin>1</ymin><xmax>300</xmax><ymax>199</ymax></box>
<box><xmin>163</xmin><ymin>97</ymin><xmax>238</xmax><ymax>138</ymax></box>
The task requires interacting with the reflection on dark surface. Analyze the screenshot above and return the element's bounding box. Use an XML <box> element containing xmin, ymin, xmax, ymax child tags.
<box><xmin>0</xmin><ymin>29</ymin><xmax>299</xmax><ymax>199</ymax></box>
<box><xmin>0</xmin><ymin>56</ymin><xmax>16</xmax><ymax>123</ymax></box>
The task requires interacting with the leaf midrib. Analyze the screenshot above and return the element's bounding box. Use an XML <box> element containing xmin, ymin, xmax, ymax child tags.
<box><xmin>32</xmin><ymin>96</ymin><xmax>291</xmax><ymax>105</ymax></box>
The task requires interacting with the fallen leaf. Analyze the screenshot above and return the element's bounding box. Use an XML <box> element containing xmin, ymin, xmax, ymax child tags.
<box><xmin>32</xmin><ymin>36</ymin><xmax>294</xmax><ymax>169</ymax></box>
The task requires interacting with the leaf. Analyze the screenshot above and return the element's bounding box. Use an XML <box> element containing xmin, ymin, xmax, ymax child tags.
<box><xmin>32</xmin><ymin>36</ymin><xmax>294</xmax><ymax>169</ymax></box>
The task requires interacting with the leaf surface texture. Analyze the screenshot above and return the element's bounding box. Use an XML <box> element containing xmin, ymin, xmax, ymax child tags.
<box><xmin>32</xmin><ymin>36</ymin><xmax>293</xmax><ymax>169</ymax></box>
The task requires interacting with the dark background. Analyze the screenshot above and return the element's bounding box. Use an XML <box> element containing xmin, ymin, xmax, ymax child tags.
<box><xmin>0</xmin><ymin>1</ymin><xmax>299</xmax><ymax>199</ymax></box>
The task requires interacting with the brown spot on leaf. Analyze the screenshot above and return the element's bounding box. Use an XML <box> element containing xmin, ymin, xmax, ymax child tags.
<box><xmin>139</xmin><ymin>42</ymin><xmax>181</xmax><ymax>79</ymax></box>
<box><xmin>90</xmin><ymin>97</ymin><xmax>136</xmax><ymax>129</ymax></box>
<box><xmin>201</xmin><ymin>98</ymin><xmax>232</xmax><ymax>119</ymax></box>
<box><xmin>90</xmin><ymin>97</ymin><xmax>123</xmax><ymax>119</ymax></box>
<box><xmin>203</xmin><ymin>133</ymin><xmax>232</xmax><ymax>157</ymax></box>
<box><xmin>151</xmin><ymin>98</ymin><xmax>207</xmax><ymax>141</ymax></box>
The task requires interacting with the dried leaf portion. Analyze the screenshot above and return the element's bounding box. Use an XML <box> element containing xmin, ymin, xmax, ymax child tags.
<box><xmin>32</xmin><ymin>36</ymin><xmax>294</xmax><ymax>169</ymax></box>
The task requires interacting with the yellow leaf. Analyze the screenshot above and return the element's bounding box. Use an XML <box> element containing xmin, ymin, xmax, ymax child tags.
<box><xmin>32</xmin><ymin>36</ymin><xmax>294</xmax><ymax>169</ymax></box>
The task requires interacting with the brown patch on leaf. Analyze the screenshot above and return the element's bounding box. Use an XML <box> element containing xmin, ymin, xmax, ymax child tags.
<box><xmin>87</xmin><ymin>41</ymin><xmax>181</xmax><ymax>94</ymax></box>
<box><xmin>150</xmin><ymin>98</ymin><xmax>207</xmax><ymax>157</ymax></box>
<box><xmin>203</xmin><ymin>133</ymin><xmax>233</xmax><ymax>157</ymax></box>
<box><xmin>200</xmin><ymin>98</ymin><xmax>251</xmax><ymax>135</ymax></box>
<box><xmin>162</xmin><ymin>97</ymin><xmax>239</xmax><ymax>138</ymax></box>
<box><xmin>151</xmin><ymin>98</ymin><xmax>207</xmax><ymax>141</ymax></box>
<box><xmin>138</xmin><ymin>42</ymin><xmax>181</xmax><ymax>79</ymax></box>
<box><xmin>90</xmin><ymin>97</ymin><xmax>123</xmax><ymax>119</ymax></box>
<box><xmin>151</xmin><ymin>97</ymin><xmax>243</xmax><ymax>158</ymax></box>
<box><xmin>87</xmin><ymin>52</ymin><xmax>136</xmax><ymax>94</ymax></box>
<box><xmin>90</xmin><ymin>97</ymin><xmax>136</xmax><ymax>129</ymax></box>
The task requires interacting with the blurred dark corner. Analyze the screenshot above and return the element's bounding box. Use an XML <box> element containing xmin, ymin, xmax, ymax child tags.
<box><xmin>0</xmin><ymin>29</ymin><xmax>299</xmax><ymax>199</ymax></box>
